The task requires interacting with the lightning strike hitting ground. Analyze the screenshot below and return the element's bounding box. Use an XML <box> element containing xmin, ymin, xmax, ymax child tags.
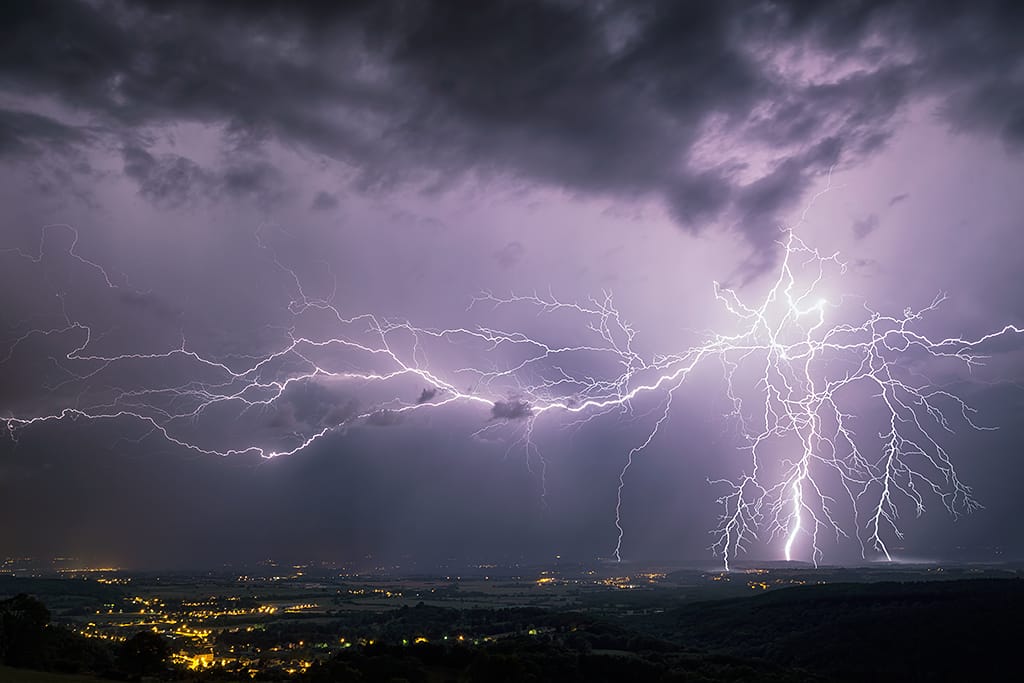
<box><xmin>2</xmin><ymin>224</ymin><xmax>1021</xmax><ymax>569</ymax></box>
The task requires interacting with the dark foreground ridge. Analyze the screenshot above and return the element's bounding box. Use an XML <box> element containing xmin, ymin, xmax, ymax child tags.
<box><xmin>659</xmin><ymin>578</ymin><xmax>1024</xmax><ymax>682</ymax></box>
<box><xmin>1</xmin><ymin>574</ymin><xmax>1022</xmax><ymax>681</ymax></box>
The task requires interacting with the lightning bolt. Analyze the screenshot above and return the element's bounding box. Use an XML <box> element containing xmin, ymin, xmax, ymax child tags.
<box><xmin>2</xmin><ymin>222</ymin><xmax>1021</xmax><ymax>570</ymax></box>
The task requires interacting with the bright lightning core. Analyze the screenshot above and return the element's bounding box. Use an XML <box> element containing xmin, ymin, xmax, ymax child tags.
<box><xmin>2</xmin><ymin>226</ymin><xmax>1021</xmax><ymax>570</ymax></box>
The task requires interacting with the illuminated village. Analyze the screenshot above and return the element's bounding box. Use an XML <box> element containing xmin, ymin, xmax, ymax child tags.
<box><xmin>0</xmin><ymin>556</ymin><xmax>836</xmax><ymax>678</ymax></box>
<box><xmin>3</xmin><ymin>555</ymin><xmax>1004</xmax><ymax>680</ymax></box>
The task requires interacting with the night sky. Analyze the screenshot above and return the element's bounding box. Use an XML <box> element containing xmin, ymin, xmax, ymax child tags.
<box><xmin>2</xmin><ymin>0</ymin><xmax>1024</xmax><ymax>569</ymax></box>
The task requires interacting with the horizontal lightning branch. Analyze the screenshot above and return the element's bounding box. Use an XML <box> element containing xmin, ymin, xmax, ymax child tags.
<box><xmin>2</xmin><ymin>224</ymin><xmax>1021</xmax><ymax>569</ymax></box>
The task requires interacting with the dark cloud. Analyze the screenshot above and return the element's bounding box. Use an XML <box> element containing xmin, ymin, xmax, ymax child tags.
<box><xmin>0</xmin><ymin>108</ymin><xmax>88</xmax><ymax>158</ymax></box>
<box><xmin>268</xmin><ymin>380</ymin><xmax>358</xmax><ymax>431</ymax></box>
<box><xmin>121</xmin><ymin>145</ymin><xmax>285</xmax><ymax>208</ymax></box>
<box><xmin>0</xmin><ymin>108</ymin><xmax>97</xmax><ymax>199</ymax></box>
<box><xmin>889</xmin><ymin>193</ymin><xmax>910</xmax><ymax>207</ymax></box>
<box><xmin>493</xmin><ymin>241</ymin><xmax>525</xmax><ymax>269</ymax></box>
<box><xmin>665</xmin><ymin>171</ymin><xmax>733</xmax><ymax>227</ymax></box>
<box><xmin>122</xmin><ymin>145</ymin><xmax>212</xmax><ymax>208</ymax></box>
<box><xmin>416</xmin><ymin>388</ymin><xmax>438</xmax><ymax>404</ymax></box>
<box><xmin>491</xmin><ymin>399</ymin><xmax>532</xmax><ymax>421</ymax></box>
<box><xmin>852</xmin><ymin>214</ymin><xmax>881</xmax><ymax>240</ymax></box>
<box><xmin>734</xmin><ymin>158</ymin><xmax>814</xmax><ymax>237</ymax></box>
<box><xmin>2</xmin><ymin>1</ymin><xmax>1022</xmax><ymax>261</ymax></box>
<box><xmin>311</xmin><ymin>190</ymin><xmax>339</xmax><ymax>211</ymax></box>
<box><xmin>220</xmin><ymin>161</ymin><xmax>286</xmax><ymax>204</ymax></box>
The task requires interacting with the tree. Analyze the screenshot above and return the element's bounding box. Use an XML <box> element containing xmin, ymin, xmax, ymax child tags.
<box><xmin>119</xmin><ymin>631</ymin><xmax>169</xmax><ymax>680</ymax></box>
<box><xmin>0</xmin><ymin>594</ymin><xmax>51</xmax><ymax>666</ymax></box>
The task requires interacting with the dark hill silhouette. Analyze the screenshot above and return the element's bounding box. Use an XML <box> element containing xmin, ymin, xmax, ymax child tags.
<box><xmin>655</xmin><ymin>578</ymin><xmax>1024</xmax><ymax>682</ymax></box>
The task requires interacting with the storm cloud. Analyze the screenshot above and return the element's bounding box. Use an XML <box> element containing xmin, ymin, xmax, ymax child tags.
<box><xmin>491</xmin><ymin>399</ymin><xmax>533</xmax><ymax>421</ymax></box>
<box><xmin>2</xmin><ymin>1</ymin><xmax>1023</xmax><ymax>263</ymax></box>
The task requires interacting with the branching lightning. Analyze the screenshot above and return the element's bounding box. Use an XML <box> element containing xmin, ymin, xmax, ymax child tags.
<box><xmin>2</xmin><ymin>222</ymin><xmax>1021</xmax><ymax>570</ymax></box>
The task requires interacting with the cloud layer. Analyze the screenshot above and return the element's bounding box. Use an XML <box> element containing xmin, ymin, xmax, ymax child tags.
<box><xmin>2</xmin><ymin>1</ymin><xmax>1022</xmax><ymax>263</ymax></box>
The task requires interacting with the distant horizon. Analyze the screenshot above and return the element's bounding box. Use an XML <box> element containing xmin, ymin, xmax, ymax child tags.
<box><xmin>6</xmin><ymin>552</ymin><xmax>1024</xmax><ymax>575</ymax></box>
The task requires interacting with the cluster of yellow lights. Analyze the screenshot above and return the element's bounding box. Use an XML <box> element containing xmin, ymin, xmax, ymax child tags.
<box><xmin>175</xmin><ymin>624</ymin><xmax>212</xmax><ymax>639</ymax></box>
<box><xmin>67</xmin><ymin>578</ymin><xmax>606</xmax><ymax>676</ymax></box>
<box><xmin>175</xmin><ymin>652</ymin><xmax>215</xmax><ymax>671</ymax></box>
<box><xmin>181</xmin><ymin>599</ymin><xmax>218</xmax><ymax>607</ymax></box>
<box><xmin>283</xmin><ymin>662</ymin><xmax>313</xmax><ymax>675</ymax></box>
<box><xmin>76</xmin><ymin>628</ymin><xmax>126</xmax><ymax>642</ymax></box>
<box><xmin>283</xmin><ymin>602</ymin><xmax>318</xmax><ymax>613</ymax></box>
<box><xmin>748</xmin><ymin>578</ymin><xmax>808</xmax><ymax>589</ymax></box>
<box><xmin>600</xmin><ymin>576</ymin><xmax>639</xmax><ymax>589</ymax></box>
<box><xmin>74</xmin><ymin>592</ymin><xmax>349</xmax><ymax>676</ymax></box>
<box><xmin>346</xmin><ymin>587</ymin><xmax>403</xmax><ymax>597</ymax></box>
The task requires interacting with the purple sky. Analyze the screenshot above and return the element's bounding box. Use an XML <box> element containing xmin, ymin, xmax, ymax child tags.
<box><xmin>2</xmin><ymin>1</ymin><xmax>1024</xmax><ymax>568</ymax></box>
